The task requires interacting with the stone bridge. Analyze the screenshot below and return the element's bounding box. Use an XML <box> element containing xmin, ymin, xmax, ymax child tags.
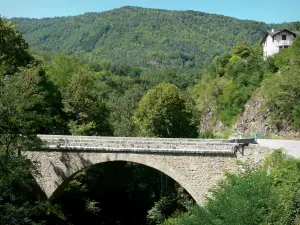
<box><xmin>23</xmin><ymin>135</ymin><xmax>270</xmax><ymax>205</ymax></box>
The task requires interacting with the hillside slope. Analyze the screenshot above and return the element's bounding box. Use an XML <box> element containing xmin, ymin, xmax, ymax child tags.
<box><xmin>11</xmin><ymin>6</ymin><xmax>280</xmax><ymax>71</ymax></box>
<box><xmin>234</xmin><ymin>90</ymin><xmax>298</xmax><ymax>138</ymax></box>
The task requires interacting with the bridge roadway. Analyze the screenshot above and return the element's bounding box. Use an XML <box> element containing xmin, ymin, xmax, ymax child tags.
<box><xmin>37</xmin><ymin>135</ymin><xmax>239</xmax><ymax>155</ymax></box>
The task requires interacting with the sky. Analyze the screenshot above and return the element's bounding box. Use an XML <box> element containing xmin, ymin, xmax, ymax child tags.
<box><xmin>1</xmin><ymin>0</ymin><xmax>299</xmax><ymax>23</ymax></box>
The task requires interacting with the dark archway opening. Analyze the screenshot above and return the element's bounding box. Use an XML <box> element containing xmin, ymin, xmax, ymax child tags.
<box><xmin>51</xmin><ymin>161</ymin><xmax>195</xmax><ymax>225</ymax></box>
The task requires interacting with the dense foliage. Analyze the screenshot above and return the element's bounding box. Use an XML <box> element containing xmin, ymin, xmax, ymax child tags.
<box><xmin>0</xmin><ymin>18</ymin><xmax>64</xmax><ymax>225</ymax></box>
<box><xmin>133</xmin><ymin>83</ymin><xmax>197</xmax><ymax>137</ymax></box>
<box><xmin>0</xmin><ymin>154</ymin><xmax>65</xmax><ymax>225</ymax></box>
<box><xmin>186</xmin><ymin>35</ymin><xmax>300</xmax><ymax>135</ymax></box>
<box><xmin>188</xmin><ymin>43</ymin><xmax>265</xmax><ymax>131</ymax></box>
<box><xmin>262</xmin><ymin>36</ymin><xmax>300</xmax><ymax>130</ymax></box>
<box><xmin>0</xmin><ymin>18</ymin><xmax>48</xmax><ymax>155</ymax></box>
<box><xmin>0</xmin><ymin>19</ymin><xmax>33</xmax><ymax>74</ymax></box>
<box><xmin>163</xmin><ymin>150</ymin><xmax>300</xmax><ymax>225</ymax></box>
<box><xmin>11</xmin><ymin>6</ymin><xmax>287</xmax><ymax>72</ymax></box>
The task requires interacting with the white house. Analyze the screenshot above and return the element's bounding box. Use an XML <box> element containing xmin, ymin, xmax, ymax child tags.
<box><xmin>261</xmin><ymin>29</ymin><xmax>298</xmax><ymax>57</ymax></box>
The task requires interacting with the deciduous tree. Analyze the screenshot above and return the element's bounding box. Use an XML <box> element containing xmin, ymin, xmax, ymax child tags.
<box><xmin>62</xmin><ymin>69</ymin><xmax>112</xmax><ymax>135</ymax></box>
<box><xmin>0</xmin><ymin>67</ymin><xmax>47</xmax><ymax>155</ymax></box>
<box><xmin>133</xmin><ymin>83</ymin><xmax>197</xmax><ymax>138</ymax></box>
<box><xmin>0</xmin><ymin>18</ymin><xmax>33</xmax><ymax>74</ymax></box>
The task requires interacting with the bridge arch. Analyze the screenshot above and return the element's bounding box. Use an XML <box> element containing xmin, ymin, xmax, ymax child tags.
<box><xmin>50</xmin><ymin>159</ymin><xmax>196</xmax><ymax>203</ymax></box>
<box><xmin>28</xmin><ymin>151</ymin><xmax>208</xmax><ymax>204</ymax></box>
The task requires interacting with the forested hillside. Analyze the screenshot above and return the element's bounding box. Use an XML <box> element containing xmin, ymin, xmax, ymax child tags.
<box><xmin>188</xmin><ymin>36</ymin><xmax>300</xmax><ymax>138</ymax></box>
<box><xmin>11</xmin><ymin>6</ymin><xmax>282</xmax><ymax>71</ymax></box>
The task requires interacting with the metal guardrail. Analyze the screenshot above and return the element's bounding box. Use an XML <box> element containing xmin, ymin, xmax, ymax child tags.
<box><xmin>228</xmin><ymin>138</ymin><xmax>256</xmax><ymax>145</ymax></box>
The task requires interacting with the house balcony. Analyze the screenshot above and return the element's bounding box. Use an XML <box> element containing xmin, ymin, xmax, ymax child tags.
<box><xmin>277</xmin><ymin>40</ymin><xmax>292</xmax><ymax>47</ymax></box>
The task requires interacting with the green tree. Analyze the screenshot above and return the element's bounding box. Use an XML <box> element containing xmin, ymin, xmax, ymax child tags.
<box><xmin>231</xmin><ymin>43</ymin><xmax>252</xmax><ymax>58</ymax></box>
<box><xmin>289</xmin><ymin>21</ymin><xmax>300</xmax><ymax>31</ymax></box>
<box><xmin>147</xmin><ymin>187</ymin><xmax>194</xmax><ymax>225</ymax></box>
<box><xmin>290</xmin><ymin>36</ymin><xmax>300</xmax><ymax>66</ymax></box>
<box><xmin>163</xmin><ymin>171</ymin><xmax>279</xmax><ymax>225</ymax></box>
<box><xmin>37</xmin><ymin>69</ymin><xmax>68</xmax><ymax>134</ymax></box>
<box><xmin>0</xmin><ymin>67</ymin><xmax>47</xmax><ymax>155</ymax></box>
<box><xmin>0</xmin><ymin>153</ymin><xmax>65</xmax><ymax>225</ymax></box>
<box><xmin>108</xmin><ymin>87</ymin><xmax>145</xmax><ymax>136</ymax></box>
<box><xmin>62</xmin><ymin>68</ymin><xmax>112</xmax><ymax>135</ymax></box>
<box><xmin>190</xmin><ymin>42</ymin><xmax>265</xmax><ymax>132</ymax></box>
<box><xmin>0</xmin><ymin>18</ymin><xmax>33</xmax><ymax>74</ymax></box>
<box><xmin>45</xmin><ymin>55</ymin><xmax>88</xmax><ymax>92</ymax></box>
<box><xmin>262</xmin><ymin>150</ymin><xmax>300</xmax><ymax>224</ymax></box>
<box><xmin>133</xmin><ymin>83</ymin><xmax>197</xmax><ymax>138</ymax></box>
<box><xmin>262</xmin><ymin>67</ymin><xmax>300</xmax><ymax>129</ymax></box>
<box><xmin>261</xmin><ymin>36</ymin><xmax>300</xmax><ymax>131</ymax></box>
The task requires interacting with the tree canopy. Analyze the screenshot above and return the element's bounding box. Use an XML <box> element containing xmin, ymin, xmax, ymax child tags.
<box><xmin>0</xmin><ymin>18</ymin><xmax>33</xmax><ymax>74</ymax></box>
<box><xmin>133</xmin><ymin>83</ymin><xmax>197</xmax><ymax>138</ymax></box>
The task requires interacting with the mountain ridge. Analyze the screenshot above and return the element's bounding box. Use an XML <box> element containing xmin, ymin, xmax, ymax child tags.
<box><xmin>10</xmin><ymin>6</ymin><xmax>280</xmax><ymax>24</ymax></box>
<box><xmin>11</xmin><ymin>6</ymin><xmax>292</xmax><ymax>71</ymax></box>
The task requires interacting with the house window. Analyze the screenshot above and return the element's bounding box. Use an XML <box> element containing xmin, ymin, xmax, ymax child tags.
<box><xmin>279</xmin><ymin>46</ymin><xmax>289</xmax><ymax>51</ymax></box>
<box><xmin>282</xmin><ymin>35</ymin><xmax>287</xmax><ymax>40</ymax></box>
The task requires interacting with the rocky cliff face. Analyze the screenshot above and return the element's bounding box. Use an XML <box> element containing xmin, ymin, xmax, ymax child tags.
<box><xmin>234</xmin><ymin>90</ymin><xmax>299</xmax><ymax>138</ymax></box>
<box><xmin>199</xmin><ymin>89</ymin><xmax>299</xmax><ymax>138</ymax></box>
<box><xmin>234</xmin><ymin>91</ymin><xmax>270</xmax><ymax>136</ymax></box>
<box><xmin>199</xmin><ymin>108</ymin><xmax>226</xmax><ymax>134</ymax></box>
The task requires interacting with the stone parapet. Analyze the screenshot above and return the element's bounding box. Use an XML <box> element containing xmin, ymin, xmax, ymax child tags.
<box><xmin>37</xmin><ymin>135</ymin><xmax>237</xmax><ymax>155</ymax></box>
<box><xmin>38</xmin><ymin>135</ymin><xmax>230</xmax><ymax>142</ymax></box>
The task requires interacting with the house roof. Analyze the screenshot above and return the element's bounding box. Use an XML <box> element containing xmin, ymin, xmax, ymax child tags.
<box><xmin>261</xmin><ymin>29</ymin><xmax>298</xmax><ymax>44</ymax></box>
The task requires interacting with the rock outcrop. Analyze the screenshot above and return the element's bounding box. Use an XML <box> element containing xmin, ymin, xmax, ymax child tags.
<box><xmin>234</xmin><ymin>90</ymin><xmax>299</xmax><ymax>138</ymax></box>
